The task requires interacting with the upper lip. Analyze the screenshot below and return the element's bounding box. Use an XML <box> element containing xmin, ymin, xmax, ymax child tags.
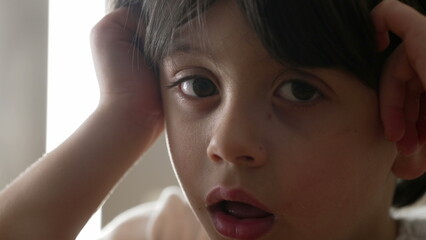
<box><xmin>206</xmin><ymin>186</ymin><xmax>273</xmax><ymax>213</ymax></box>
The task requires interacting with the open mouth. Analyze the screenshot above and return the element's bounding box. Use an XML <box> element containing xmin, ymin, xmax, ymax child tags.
<box><xmin>211</xmin><ymin>200</ymin><xmax>274</xmax><ymax>219</ymax></box>
<box><xmin>206</xmin><ymin>188</ymin><xmax>275</xmax><ymax>240</ymax></box>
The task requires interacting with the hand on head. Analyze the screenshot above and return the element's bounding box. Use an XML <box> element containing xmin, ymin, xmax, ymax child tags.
<box><xmin>372</xmin><ymin>0</ymin><xmax>426</xmax><ymax>179</ymax></box>
<box><xmin>91</xmin><ymin>7</ymin><xmax>163</xmax><ymax>131</ymax></box>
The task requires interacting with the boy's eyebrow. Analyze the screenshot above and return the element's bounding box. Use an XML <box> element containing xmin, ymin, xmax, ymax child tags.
<box><xmin>167</xmin><ymin>39</ymin><xmax>214</xmax><ymax>58</ymax></box>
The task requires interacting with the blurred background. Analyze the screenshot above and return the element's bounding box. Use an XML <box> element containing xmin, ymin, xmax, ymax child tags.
<box><xmin>0</xmin><ymin>0</ymin><xmax>177</xmax><ymax>238</ymax></box>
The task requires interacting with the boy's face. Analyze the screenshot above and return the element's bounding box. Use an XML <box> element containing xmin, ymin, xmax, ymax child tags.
<box><xmin>159</xmin><ymin>1</ymin><xmax>398</xmax><ymax>239</ymax></box>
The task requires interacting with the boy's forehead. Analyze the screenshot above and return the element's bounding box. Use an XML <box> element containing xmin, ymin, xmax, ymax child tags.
<box><xmin>168</xmin><ymin>36</ymin><xmax>212</xmax><ymax>57</ymax></box>
<box><xmin>166</xmin><ymin>0</ymin><xmax>260</xmax><ymax>55</ymax></box>
<box><xmin>165</xmin><ymin>31</ymin><xmax>273</xmax><ymax>70</ymax></box>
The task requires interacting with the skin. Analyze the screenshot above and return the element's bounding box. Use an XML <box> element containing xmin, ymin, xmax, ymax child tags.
<box><xmin>160</xmin><ymin>1</ymin><xmax>398</xmax><ymax>239</ymax></box>
<box><xmin>373</xmin><ymin>0</ymin><xmax>426</xmax><ymax>179</ymax></box>
<box><xmin>0</xmin><ymin>0</ymin><xmax>425</xmax><ymax>239</ymax></box>
<box><xmin>0</xmin><ymin>8</ymin><xmax>164</xmax><ymax>239</ymax></box>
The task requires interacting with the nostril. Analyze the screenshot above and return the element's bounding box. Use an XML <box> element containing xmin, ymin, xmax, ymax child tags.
<box><xmin>210</xmin><ymin>153</ymin><xmax>222</xmax><ymax>162</ymax></box>
<box><xmin>209</xmin><ymin>153</ymin><xmax>255</xmax><ymax>164</ymax></box>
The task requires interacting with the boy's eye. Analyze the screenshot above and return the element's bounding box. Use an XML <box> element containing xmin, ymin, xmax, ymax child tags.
<box><xmin>180</xmin><ymin>76</ymin><xmax>218</xmax><ymax>98</ymax></box>
<box><xmin>277</xmin><ymin>80</ymin><xmax>320</xmax><ymax>102</ymax></box>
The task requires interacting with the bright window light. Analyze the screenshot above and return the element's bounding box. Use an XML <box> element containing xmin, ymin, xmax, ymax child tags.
<box><xmin>48</xmin><ymin>1</ymin><xmax>105</xmax><ymax>239</ymax></box>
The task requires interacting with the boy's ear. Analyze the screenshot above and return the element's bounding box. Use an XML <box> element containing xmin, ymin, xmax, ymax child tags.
<box><xmin>392</xmin><ymin>146</ymin><xmax>426</xmax><ymax>180</ymax></box>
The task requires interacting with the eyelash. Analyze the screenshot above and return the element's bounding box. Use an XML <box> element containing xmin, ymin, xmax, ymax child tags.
<box><xmin>276</xmin><ymin>80</ymin><xmax>323</xmax><ymax>103</ymax></box>
<box><xmin>167</xmin><ymin>75</ymin><xmax>324</xmax><ymax>106</ymax></box>
<box><xmin>166</xmin><ymin>75</ymin><xmax>202</xmax><ymax>89</ymax></box>
<box><xmin>166</xmin><ymin>75</ymin><xmax>219</xmax><ymax>98</ymax></box>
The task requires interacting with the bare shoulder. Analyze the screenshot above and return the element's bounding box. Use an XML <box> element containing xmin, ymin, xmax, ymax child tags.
<box><xmin>99</xmin><ymin>186</ymin><xmax>205</xmax><ymax>240</ymax></box>
<box><xmin>99</xmin><ymin>201</ymin><xmax>157</xmax><ymax>240</ymax></box>
<box><xmin>397</xmin><ymin>218</ymin><xmax>426</xmax><ymax>240</ymax></box>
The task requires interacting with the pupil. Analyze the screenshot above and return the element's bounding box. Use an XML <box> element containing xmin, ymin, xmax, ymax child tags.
<box><xmin>193</xmin><ymin>78</ymin><xmax>217</xmax><ymax>97</ymax></box>
<box><xmin>291</xmin><ymin>82</ymin><xmax>316</xmax><ymax>101</ymax></box>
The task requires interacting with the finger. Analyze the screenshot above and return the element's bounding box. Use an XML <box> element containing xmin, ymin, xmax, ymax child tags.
<box><xmin>405</xmin><ymin>77</ymin><xmax>424</xmax><ymax>123</ymax></box>
<box><xmin>371</xmin><ymin>0</ymin><xmax>426</xmax><ymax>80</ymax></box>
<box><xmin>375</xmin><ymin>31</ymin><xmax>390</xmax><ymax>52</ymax></box>
<box><xmin>370</xmin><ymin>0</ymin><xmax>393</xmax><ymax>51</ymax></box>
<box><xmin>396</xmin><ymin>78</ymin><xmax>423</xmax><ymax>155</ymax></box>
<box><xmin>418</xmin><ymin>93</ymin><xmax>426</xmax><ymax>144</ymax></box>
<box><xmin>380</xmin><ymin>46</ymin><xmax>414</xmax><ymax>142</ymax></box>
<box><xmin>91</xmin><ymin>7</ymin><xmax>147</xmax><ymax>91</ymax></box>
<box><xmin>371</xmin><ymin>0</ymin><xmax>426</xmax><ymax>40</ymax></box>
<box><xmin>397</xmin><ymin>119</ymin><xmax>419</xmax><ymax>156</ymax></box>
<box><xmin>392</xmin><ymin>153</ymin><xmax>424</xmax><ymax>180</ymax></box>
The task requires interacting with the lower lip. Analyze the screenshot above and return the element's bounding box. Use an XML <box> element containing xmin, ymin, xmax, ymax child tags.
<box><xmin>209</xmin><ymin>206</ymin><xmax>274</xmax><ymax>240</ymax></box>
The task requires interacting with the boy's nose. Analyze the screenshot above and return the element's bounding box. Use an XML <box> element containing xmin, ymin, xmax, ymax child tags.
<box><xmin>206</xmin><ymin>104</ymin><xmax>268</xmax><ymax>168</ymax></box>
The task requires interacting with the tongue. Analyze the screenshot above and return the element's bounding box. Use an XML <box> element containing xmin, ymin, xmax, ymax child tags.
<box><xmin>224</xmin><ymin>201</ymin><xmax>272</xmax><ymax>219</ymax></box>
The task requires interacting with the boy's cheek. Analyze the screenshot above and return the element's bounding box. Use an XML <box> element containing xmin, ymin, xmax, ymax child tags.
<box><xmin>272</xmin><ymin>153</ymin><xmax>389</xmax><ymax>235</ymax></box>
<box><xmin>274</xmin><ymin>125</ymin><xmax>394</xmax><ymax>202</ymax></box>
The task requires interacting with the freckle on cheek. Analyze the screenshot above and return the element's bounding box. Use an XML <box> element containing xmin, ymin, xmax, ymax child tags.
<box><xmin>267</xmin><ymin>113</ymin><xmax>272</xmax><ymax>120</ymax></box>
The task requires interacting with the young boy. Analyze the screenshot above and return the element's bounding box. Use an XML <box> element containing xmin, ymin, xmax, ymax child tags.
<box><xmin>1</xmin><ymin>0</ymin><xmax>426</xmax><ymax>239</ymax></box>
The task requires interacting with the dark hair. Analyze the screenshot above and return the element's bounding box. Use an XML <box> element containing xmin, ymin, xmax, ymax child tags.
<box><xmin>108</xmin><ymin>0</ymin><xmax>426</xmax><ymax>208</ymax></box>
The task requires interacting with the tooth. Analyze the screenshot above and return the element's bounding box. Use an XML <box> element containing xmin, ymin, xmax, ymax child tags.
<box><xmin>224</xmin><ymin>201</ymin><xmax>271</xmax><ymax>219</ymax></box>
